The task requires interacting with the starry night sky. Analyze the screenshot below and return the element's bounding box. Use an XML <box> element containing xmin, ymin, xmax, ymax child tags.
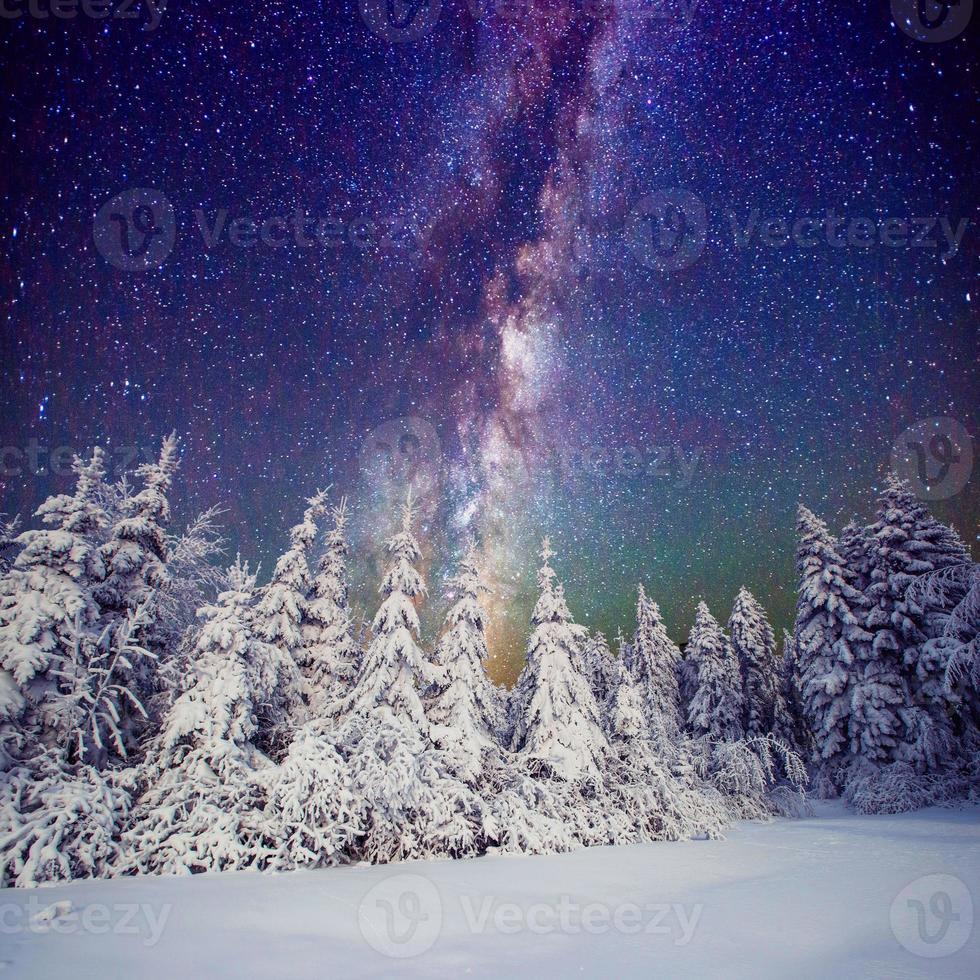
<box><xmin>1</xmin><ymin>2</ymin><xmax>977</xmax><ymax>682</ymax></box>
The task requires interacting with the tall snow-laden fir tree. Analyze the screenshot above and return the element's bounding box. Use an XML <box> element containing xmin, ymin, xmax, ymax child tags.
<box><xmin>335</xmin><ymin>494</ymin><xmax>434</xmax><ymax>728</ymax></box>
<box><xmin>839</xmin><ymin>519</ymin><xmax>873</xmax><ymax>593</ymax></box>
<box><xmin>253</xmin><ymin>489</ymin><xmax>328</xmax><ymax>742</ymax></box>
<box><xmin>728</xmin><ymin>586</ymin><xmax>779</xmax><ymax>738</ymax></box>
<box><xmin>772</xmin><ymin>630</ymin><xmax>811</xmax><ymax>759</ymax></box>
<box><xmin>686</xmin><ymin>602</ymin><xmax>743</xmax><ymax>742</ymax></box>
<box><xmin>91</xmin><ymin>435</ymin><xmax>180</xmax><ymax>760</ymax></box>
<box><xmin>426</xmin><ymin>546</ymin><xmax>503</xmax><ymax>781</ymax></box>
<box><xmin>606</xmin><ymin>657</ymin><xmax>648</xmax><ymax>742</ymax></box>
<box><xmin>95</xmin><ymin>435</ymin><xmax>177</xmax><ymax>623</ymax></box>
<box><xmin>330</xmin><ymin>496</ymin><xmax>485</xmax><ymax>862</ymax></box>
<box><xmin>123</xmin><ymin>559</ymin><xmax>291</xmax><ymax>875</ymax></box>
<box><xmin>907</xmin><ymin>562</ymin><xmax>980</xmax><ymax>737</ymax></box>
<box><xmin>864</xmin><ymin>473</ymin><xmax>971</xmax><ymax>772</ymax></box>
<box><xmin>256</xmin><ymin>490</ymin><xmax>327</xmax><ymax>666</ymax></box>
<box><xmin>628</xmin><ymin>584</ymin><xmax>684</xmax><ymax>741</ymax></box>
<box><xmin>510</xmin><ymin>539</ymin><xmax>611</xmax><ymax>781</ymax></box>
<box><xmin>578</xmin><ymin>630</ymin><xmax>619</xmax><ymax>711</ymax></box>
<box><xmin>795</xmin><ymin>505</ymin><xmax>875</xmax><ymax>786</ymax></box>
<box><xmin>0</xmin><ymin>449</ymin><xmax>107</xmax><ymax>762</ymax></box>
<box><xmin>301</xmin><ymin>498</ymin><xmax>358</xmax><ymax>718</ymax></box>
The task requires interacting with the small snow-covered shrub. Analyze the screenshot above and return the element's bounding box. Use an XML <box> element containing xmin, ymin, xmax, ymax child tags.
<box><xmin>267</xmin><ymin>723</ymin><xmax>361</xmax><ymax>871</ymax></box>
<box><xmin>0</xmin><ymin>755</ymin><xmax>131</xmax><ymax>887</ymax></box>
<box><xmin>120</xmin><ymin>743</ymin><xmax>276</xmax><ymax>876</ymax></box>
<box><xmin>842</xmin><ymin>755</ymin><xmax>980</xmax><ymax>815</ymax></box>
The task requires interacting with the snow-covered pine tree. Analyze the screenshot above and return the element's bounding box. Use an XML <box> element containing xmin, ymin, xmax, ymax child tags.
<box><xmin>629</xmin><ymin>584</ymin><xmax>684</xmax><ymax>741</ymax></box>
<box><xmin>686</xmin><ymin>602</ymin><xmax>743</xmax><ymax>742</ymax></box>
<box><xmin>92</xmin><ymin>435</ymin><xmax>180</xmax><ymax>759</ymax></box>
<box><xmin>578</xmin><ymin>631</ymin><xmax>619</xmax><ymax>710</ymax></box>
<box><xmin>772</xmin><ymin>630</ymin><xmax>811</xmax><ymax>759</ymax></box>
<box><xmin>839</xmin><ymin>519</ymin><xmax>873</xmax><ymax>593</ymax></box>
<box><xmin>334</xmin><ymin>494</ymin><xmax>434</xmax><ymax>729</ymax></box>
<box><xmin>676</xmin><ymin>642</ymin><xmax>699</xmax><ymax>722</ymax></box>
<box><xmin>426</xmin><ymin>545</ymin><xmax>504</xmax><ymax>781</ymax></box>
<box><xmin>728</xmin><ymin>586</ymin><xmax>780</xmax><ymax>738</ymax></box>
<box><xmin>256</xmin><ymin>490</ymin><xmax>327</xmax><ymax>665</ymax></box>
<box><xmin>509</xmin><ymin>538</ymin><xmax>612</xmax><ymax>781</ymax></box>
<box><xmin>0</xmin><ymin>449</ymin><xmax>108</xmax><ymax>762</ymax></box>
<box><xmin>0</xmin><ymin>450</ymin><xmax>135</xmax><ymax>888</ymax></box>
<box><xmin>331</xmin><ymin>496</ymin><xmax>484</xmax><ymax>862</ymax></box>
<box><xmin>122</xmin><ymin>559</ymin><xmax>293</xmax><ymax>875</ymax></box>
<box><xmin>908</xmin><ymin>562</ymin><xmax>980</xmax><ymax>739</ymax></box>
<box><xmin>864</xmin><ymin>474</ymin><xmax>971</xmax><ymax>772</ymax></box>
<box><xmin>95</xmin><ymin>435</ymin><xmax>177</xmax><ymax>623</ymax></box>
<box><xmin>0</xmin><ymin>514</ymin><xmax>21</xmax><ymax>575</ymax></box>
<box><xmin>253</xmin><ymin>489</ymin><xmax>328</xmax><ymax>743</ymax></box>
<box><xmin>794</xmin><ymin>504</ymin><xmax>874</xmax><ymax>788</ymax></box>
<box><xmin>607</xmin><ymin>656</ymin><xmax>648</xmax><ymax>743</ymax></box>
<box><xmin>301</xmin><ymin>498</ymin><xmax>358</xmax><ymax>719</ymax></box>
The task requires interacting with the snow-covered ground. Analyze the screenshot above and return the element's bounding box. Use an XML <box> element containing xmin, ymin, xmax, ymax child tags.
<box><xmin>2</xmin><ymin>801</ymin><xmax>977</xmax><ymax>979</ymax></box>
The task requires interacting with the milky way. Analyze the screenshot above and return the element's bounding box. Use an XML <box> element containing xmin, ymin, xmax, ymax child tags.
<box><xmin>1</xmin><ymin>2</ymin><xmax>976</xmax><ymax>682</ymax></box>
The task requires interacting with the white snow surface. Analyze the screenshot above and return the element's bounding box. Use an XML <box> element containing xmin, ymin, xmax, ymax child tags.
<box><xmin>1</xmin><ymin>801</ymin><xmax>977</xmax><ymax>979</ymax></box>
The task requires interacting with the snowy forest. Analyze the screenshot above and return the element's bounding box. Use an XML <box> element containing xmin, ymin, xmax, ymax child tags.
<box><xmin>0</xmin><ymin>436</ymin><xmax>977</xmax><ymax>888</ymax></box>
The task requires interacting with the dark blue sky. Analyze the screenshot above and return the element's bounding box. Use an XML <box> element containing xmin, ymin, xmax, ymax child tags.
<box><xmin>1</xmin><ymin>1</ymin><xmax>976</xmax><ymax>680</ymax></box>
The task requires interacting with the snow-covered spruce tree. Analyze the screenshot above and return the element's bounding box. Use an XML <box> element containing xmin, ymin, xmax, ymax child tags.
<box><xmin>728</xmin><ymin>586</ymin><xmax>780</xmax><ymax>738</ymax></box>
<box><xmin>0</xmin><ymin>449</ymin><xmax>108</xmax><ymax>762</ymax></box>
<box><xmin>122</xmin><ymin>559</ymin><xmax>296</xmax><ymax>875</ymax></box>
<box><xmin>686</xmin><ymin>602</ymin><xmax>743</xmax><ymax>742</ymax></box>
<box><xmin>92</xmin><ymin>435</ymin><xmax>180</xmax><ymax>760</ymax></box>
<box><xmin>772</xmin><ymin>630</ymin><xmax>812</xmax><ymax>760</ymax></box>
<box><xmin>266</xmin><ymin>722</ymin><xmax>360</xmax><ymax>871</ymax></box>
<box><xmin>301</xmin><ymin>498</ymin><xmax>359</xmax><ymax>719</ymax></box>
<box><xmin>910</xmin><ymin>562</ymin><xmax>980</xmax><ymax>729</ymax></box>
<box><xmin>864</xmin><ymin>474</ymin><xmax>971</xmax><ymax>773</ymax></box>
<box><xmin>605</xmin><ymin>657</ymin><xmax>731</xmax><ymax>841</ymax></box>
<box><xmin>95</xmin><ymin>435</ymin><xmax>177</xmax><ymax>626</ymax></box>
<box><xmin>509</xmin><ymin>538</ymin><xmax>612</xmax><ymax>782</ymax></box>
<box><xmin>426</xmin><ymin>545</ymin><xmax>504</xmax><ymax>782</ymax></box>
<box><xmin>578</xmin><ymin>630</ymin><xmax>619</xmax><ymax>713</ymax></box>
<box><xmin>839</xmin><ymin>519</ymin><xmax>873</xmax><ymax>593</ymax></box>
<box><xmin>676</xmin><ymin>642</ymin><xmax>699</xmax><ymax>723</ymax></box>
<box><xmin>0</xmin><ymin>451</ymin><xmax>136</xmax><ymax>887</ymax></box>
<box><xmin>0</xmin><ymin>514</ymin><xmax>21</xmax><ymax>575</ymax></box>
<box><xmin>253</xmin><ymin>489</ymin><xmax>328</xmax><ymax>746</ymax></box>
<box><xmin>334</xmin><ymin>494</ymin><xmax>434</xmax><ymax>730</ymax></box>
<box><xmin>330</xmin><ymin>496</ymin><xmax>484</xmax><ymax>862</ymax></box>
<box><xmin>794</xmin><ymin>505</ymin><xmax>874</xmax><ymax>791</ymax></box>
<box><xmin>629</xmin><ymin>584</ymin><xmax>684</xmax><ymax>742</ymax></box>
